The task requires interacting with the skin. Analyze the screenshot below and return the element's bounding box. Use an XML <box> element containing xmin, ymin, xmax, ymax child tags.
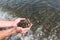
<box><xmin>0</xmin><ymin>18</ymin><xmax>33</xmax><ymax>40</ymax></box>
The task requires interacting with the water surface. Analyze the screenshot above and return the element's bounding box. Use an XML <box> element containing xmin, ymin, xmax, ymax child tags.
<box><xmin>0</xmin><ymin>0</ymin><xmax>60</xmax><ymax>40</ymax></box>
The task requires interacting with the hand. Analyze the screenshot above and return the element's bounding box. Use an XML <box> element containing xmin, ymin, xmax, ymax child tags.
<box><xmin>16</xmin><ymin>23</ymin><xmax>33</xmax><ymax>34</ymax></box>
<box><xmin>12</xmin><ymin>18</ymin><xmax>26</xmax><ymax>27</ymax></box>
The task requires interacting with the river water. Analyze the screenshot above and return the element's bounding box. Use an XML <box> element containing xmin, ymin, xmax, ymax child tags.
<box><xmin>0</xmin><ymin>0</ymin><xmax>60</xmax><ymax>40</ymax></box>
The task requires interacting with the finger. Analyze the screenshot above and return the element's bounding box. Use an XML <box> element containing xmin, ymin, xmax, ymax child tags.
<box><xmin>15</xmin><ymin>18</ymin><xmax>26</xmax><ymax>24</ymax></box>
<box><xmin>28</xmin><ymin>23</ymin><xmax>33</xmax><ymax>28</ymax></box>
<box><xmin>27</xmin><ymin>18</ymin><xmax>30</xmax><ymax>23</ymax></box>
<box><xmin>19</xmin><ymin>18</ymin><xmax>26</xmax><ymax>20</ymax></box>
<box><xmin>17</xmin><ymin>27</ymin><xmax>23</xmax><ymax>29</ymax></box>
<box><xmin>16</xmin><ymin>18</ymin><xmax>26</xmax><ymax>21</ymax></box>
<box><xmin>20</xmin><ymin>29</ymin><xmax>28</xmax><ymax>34</ymax></box>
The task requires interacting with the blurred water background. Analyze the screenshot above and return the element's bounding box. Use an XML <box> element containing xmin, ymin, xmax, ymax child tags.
<box><xmin>0</xmin><ymin>0</ymin><xmax>60</xmax><ymax>40</ymax></box>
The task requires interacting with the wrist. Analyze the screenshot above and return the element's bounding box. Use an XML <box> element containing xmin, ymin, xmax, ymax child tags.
<box><xmin>12</xmin><ymin>21</ymin><xmax>17</xmax><ymax>27</ymax></box>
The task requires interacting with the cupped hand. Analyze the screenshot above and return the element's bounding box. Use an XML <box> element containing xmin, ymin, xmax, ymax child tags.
<box><xmin>16</xmin><ymin>23</ymin><xmax>33</xmax><ymax>34</ymax></box>
<box><xmin>12</xmin><ymin>18</ymin><xmax>26</xmax><ymax>27</ymax></box>
<box><xmin>12</xmin><ymin>18</ymin><xmax>33</xmax><ymax>34</ymax></box>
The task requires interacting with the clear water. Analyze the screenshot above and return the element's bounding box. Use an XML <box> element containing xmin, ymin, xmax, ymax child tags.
<box><xmin>0</xmin><ymin>0</ymin><xmax>60</xmax><ymax>40</ymax></box>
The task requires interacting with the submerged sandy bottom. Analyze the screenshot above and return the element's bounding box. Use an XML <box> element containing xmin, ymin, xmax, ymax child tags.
<box><xmin>0</xmin><ymin>0</ymin><xmax>60</xmax><ymax>40</ymax></box>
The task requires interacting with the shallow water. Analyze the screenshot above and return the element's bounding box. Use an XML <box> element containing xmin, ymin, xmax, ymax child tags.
<box><xmin>0</xmin><ymin>0</ymin><xmax>60</xmax><ymax>40</ymax></box>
